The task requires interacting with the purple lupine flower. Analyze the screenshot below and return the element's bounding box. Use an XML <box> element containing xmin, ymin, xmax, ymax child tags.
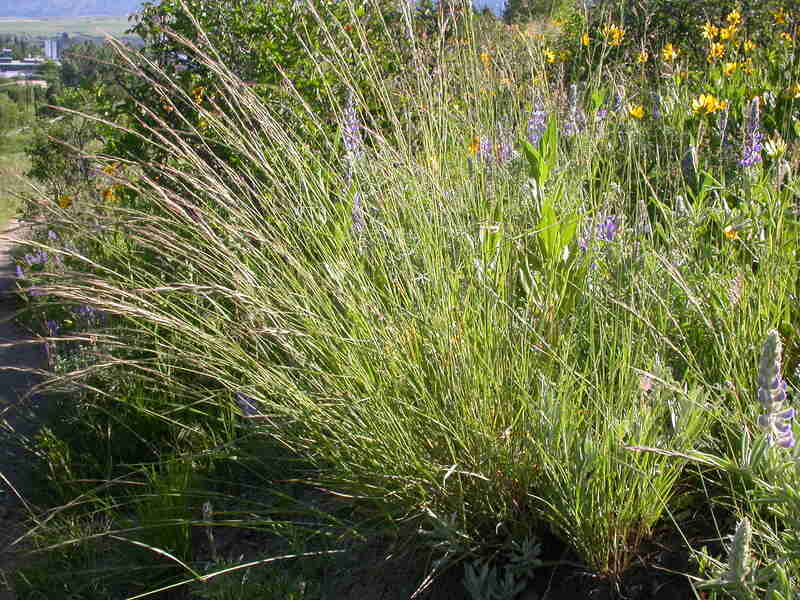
<box><xmin>740</xmin><ymin>97</ymin><xmax>764</xmax><ymax>168</ymax></box>
<box><xmin>47</xmin><ymin>230</ymin><xmax>58</xmax><ymax>241</ymax></box>
<box><xmin>471</xmin><ymin>135</ymin><xmax>494</xmax><ymax>166</ymax></box>
<box><xmin>612</xmin><ymin>90</ymin><xmax>624</xmax><ymax>113</ymax></box>
<box><xmin>597</xmin><ymin>215</ymin><xmax>620</xmax><ymax>242</ymax></box>
<box><xmin>495</xmin><ymin>123</ymin><xmax>514</xmax><ymax>164</ymax></box>
<box><xmin>756</xmin><ymin>329</ymin><xmax>795</xmax><ymax>448</ymax></box>
<box><xmin>651</xmin><ymin>93</ymin><xmax>662</xmax><ymax>120</ymax></box>
<box><xmin>578</xmin><ymin>214</ymin><xmax>620</xmax><ymax>250</ymax></box>
<box><xmin>527</xmin><ymin>100</ymin><xmax>547</xmax><ymax>145</ymax></box>
<box><xmin>479</xmin><ymin>136</ymin><xmax>492</xmax><ymax>161</ymax></box>
<box><xmin>73</xmin><ymin>305</ymin><xmax>95</xmax><ymax>317</ymax></box>
<box><xmin>25</xmin><ymin>250</ymin><xmax>48</xmax><ymax>266</ymax></box>
<box><xmin>15</xmin><ymin>265</ymin><xmax>23</xmax><ymax>278</ymax></box>
<box><xmin>595</xmin><ymin>108</ymin><xmax>609</xmax><ymax>122</ymax></box>
<box><xmin>342</xmin><ymin>92</ymin><xmax>364</xmax><ymax>171</ymax></box>
<box><xmin>45</xmin><ymin>320</ymin><xmax>59</xmax><ymax>337</ymax></box>
<box><xmin>351</xmin><ymin>192</ymin><xmax>366</xmax><ymax>234</ymax></box>
<box><xmin>235</xmin><ymin>392</ymin><xmax>260</xmax><ymax>418</ymax></box>
<box><xmin>28</xmin><ymin>287</ymin><xmax>45</xmax><ymax>297</ymax></box>
<box><xmin>563</xmin><ymin>83</ymin><xmax>585</xmax><ymax>137</ymax></box>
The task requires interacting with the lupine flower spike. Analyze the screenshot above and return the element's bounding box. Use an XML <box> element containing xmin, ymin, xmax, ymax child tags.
<box><xmin>564</xmin><ymin>83</ymin><xmax>585</xmax><ymax>136</ymax></box>
<box><xmin>597</xmin><ymin>215</ymin><xmax>620</xmax><ymax>242</ymax></box>
<box><xmin>342</xmin><ymin>92</ymin><xmax>364</xmax><ymax>180</ymax></box>
<box><xmin>740</xmin><ymin>97</ymin><xmax>764</xmax><ymax>168</ymax></box>
<box><xmin>351</xmin><ymin>192</ymin><xmax>366</xmax><ymax>234</ymax></box>
<box><xmin>235</xmin><ymin>392</ymin><xmax>261</xmax><ymax>418</ymax></box>
<box><xmin>527</xmin><ymin>99</ymin><xmax>547</xmax><ymax>146</ymax></box>
<box><xmin>756</xmin><ymin>329</ymin><xmax>795</xmax><ymax>448</ymax></box>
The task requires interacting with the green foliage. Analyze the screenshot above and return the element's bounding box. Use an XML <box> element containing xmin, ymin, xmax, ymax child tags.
<box><xmin>59</xmin><ymin>41</ymin><xmax>120</xmax><ymax>89</ymax></box>
<box><xmin>24</xmin><ymin>86</ymin><xmax>101</xmax><ymax>209</ymax></box>
<box><xmin>521</xmin><ymin>114</ymin><xmax>558</xmax><ymax>187</ymax></box>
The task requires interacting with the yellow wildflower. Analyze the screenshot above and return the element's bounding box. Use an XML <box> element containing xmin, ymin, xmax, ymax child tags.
<box><xmin>468</xmin><ymin>136</ymin><xmax>480</xmax><ymax>154</ymax></box>
<box><xmin>637</xmin><ymin>50</ymin><xmax>649</xmax><ymax>63</ymax></box>
<box><xmin>602</xmin><ymin>24</ymin><xmax>625</xmax><ymax>47</ymax></box>
<box><xmin>661</xmin><ymin>43</ymin><xmax>679</xmax><ymax>61</ymax></box>
<box><xmin>692</xmin><ymin>93</ymin><xmax>727</xmax><ymax>115</ymax></box>
<box><xmin>743</xmin><ymin>39</ymin><xmax>756</xmax><ymax>53</ymax></box>
<box><xmin>544</xmin><ymin>48</ymin><xmax>557</xmax><ymax>63</ymax></box>
<box><xmin>102</xmin><ymin>187</ymin><xmax>117</xmax><ymax>203</ymax></box>
<box><xmin>780</xmin><ymin>31</ymin><xmax>793</xmax><ymax>43</ymax></box>
<box><xmin>708</xmin><ymin>42</ymin><xmax>725</xmax><ymax>62</ymax></box>
<box><xmin>480</xmin><ymin>52</ymin><xmax>491</xmax><ymax>67</ymax></box>
<box><xmin>773</xmin><ymin>8</ymin><xmax>787</xmax><ymax>25</ymax></box>
<box><xmin>581</xmin><ymin>32</ymin><xmax>590</xmax><ymax>47</ymax></box>
<box><xmin>724</xmin><ymin>225</ymin><xmax>739</xmax><ymax>240</ymax></box>
<box><xmin>701</xmin><ymin>22</ymin><xmax>719</xmax><ymax>40</ymax></box>
<box><xmin>726</xmin><ymin>9</ymin><xmax>741</xmax><ymax>26</ymax></box>
<box><xmin>719</xmin><ymin>25</ymin><xmax>737</xmax><ymax>40</ymax></box>
<box><xmin>102</xmin><ymin>162</ymin><xmax>119</xmax><ymax>176</ymax></box>
<box><xmin>58</xmin><ymin>195</ymin><xmax>73</xmax><ymax>209</ymax></box>
<box><xmin>789</xmin><ymin>82</ymin><xmax>800</xmax><ymax>99</ymax></box>
<box><xmin>628</xmin><ymin>104</ymin><xmax>645</xmax><ymax>119</ymax></box>
<box><xmin>723</xmin><ymin>61</ymin><xmax>738</xmax><ymax>76</ymax></box>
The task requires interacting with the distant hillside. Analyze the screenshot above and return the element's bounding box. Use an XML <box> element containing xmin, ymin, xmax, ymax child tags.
<box><xmin>0</xmin><ymin>1</ymin><xmax>143</xmax><ymax>18</ymax></box>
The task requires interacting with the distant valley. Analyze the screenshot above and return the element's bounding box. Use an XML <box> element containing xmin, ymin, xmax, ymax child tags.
<box><xmin>0</xmin><ymin>1</ymin><xmax>143</xmax><ymax>18</ymax></box>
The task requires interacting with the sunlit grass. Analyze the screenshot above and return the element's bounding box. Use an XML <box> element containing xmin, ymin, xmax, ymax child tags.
<box><xmin>8</xmin><ymin>1</ymin><xmax>800</xmax><ymax>598</ymax></box>
<box><xmin>0</xmin><ymin>148</ymin><xmax>29</xmax><ymax>226</ymax></box>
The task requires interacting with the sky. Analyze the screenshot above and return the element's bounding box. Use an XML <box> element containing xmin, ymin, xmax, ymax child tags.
<box><xmin>474</xmin><ymin>0</ymin><xmax>505</xmax><ymax>15</ymax></box>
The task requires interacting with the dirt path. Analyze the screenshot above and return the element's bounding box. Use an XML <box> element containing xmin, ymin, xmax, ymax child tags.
<box><xmin>0</xmin><ymin>219</ymin><xmax>46</xmax><ymax>599</ymax></box>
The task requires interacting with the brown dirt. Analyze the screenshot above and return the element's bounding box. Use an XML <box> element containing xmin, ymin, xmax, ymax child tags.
<box><xmin>0</xmin><ymin>219</ymin><xmax>46</xmax><ymax>600</ymax></box>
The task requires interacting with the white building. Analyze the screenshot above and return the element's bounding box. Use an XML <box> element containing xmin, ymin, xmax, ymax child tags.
<box><xmin>44</xmin><ymin>39</ymin><xmax>59</xmax><ymax>61</ymax></box>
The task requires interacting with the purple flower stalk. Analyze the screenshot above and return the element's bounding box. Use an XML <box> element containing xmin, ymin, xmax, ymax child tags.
<box><xmin>578</xmin><ymin>214</ymin><xmax>620</xmax><ymax>250</ymax></box>
<box><xmin>527</xmin><ymin>100</ymin><xmax>547</xmax><ymax>145</ymax></box>
<box><xmin>47</xmin><ymin>230</ymin><xmax>58</xmax><ymax>241</ymax></box>
<box><xmin>597</xmin><ymin>215</ymin><xmax>620</xmax><ymax>242</ymax></box>
<box><xmin>495</xmin><ymin>123</ymin><xmax>514</xmax><ymax>164</ymax></box>
<box><xmin>563</xmin><ymin>84</ymin><xmax>585</xmax><ymax>137</ymax></box>
<box><xmin>756</xmin><ymin>329</ymin><xmax>795</xmax><ymax>448</ymax></box>
<box><xmin>15</xmin><ymin>265</ymin><xmax>23</xmax><ymax>278</ymax></box>
<box><xmin>351</xmin><ymin>192</ymin><xmax>366</xmax><ymax>234</ymax></box>
<box><xmin>24</xmin><ymin>250</ymin><xmax>48</xmax><ymax>266</ymax></box>
<box><xmin>73</xmin><ymin>305</ymin><xmax>96</xmax><ymax>322</ymax></box>
<box><xmin>342</xmin><ymin>93</ymin><xmax>364</xmax><ymax>169</ymax></box>
<box><xmin>45</xmin><ymin>320</ymin><xmax>59</xmax><ymax>337</ymax></box>
<box><xmin>235</xmin><ymin>392</ymin><xmax>260</xmax><ymax>418</ymax></box>
<box><xmin>651</xmin><ymin>93</ymin><xmax>662</xmax><ymax>120</ymax></box>
<box><xmin>740</xmin><ymin>97</ymin><xmax>764</xmax><ymax>168</ymax></box>
<box><xmin>473</xmin><ymin>135</ymin><xmax>494</xmax><ymax>166</ymax></box>
<box><xmin>612</xmin><ymin>90</ymin><xmax>624</xmax><ymax>113</ymax></box>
